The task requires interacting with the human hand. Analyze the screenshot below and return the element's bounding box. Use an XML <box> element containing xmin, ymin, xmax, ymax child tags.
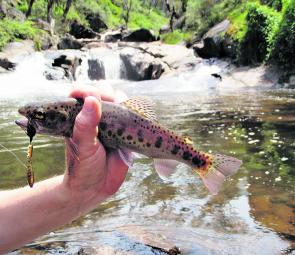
<box><xmin>63</xmin><ymin>85</ymin><xmax>129</xmax><ymax>215</ymax></box>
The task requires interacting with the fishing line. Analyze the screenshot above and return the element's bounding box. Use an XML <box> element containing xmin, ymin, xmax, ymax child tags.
<box><xmin>0</xmin><ymin>143</ymin><xmax>27</xmax><ymax>169</ymax></box>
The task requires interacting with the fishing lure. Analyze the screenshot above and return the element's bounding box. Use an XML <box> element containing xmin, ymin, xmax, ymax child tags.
<box><xmin>26</xmin><ymin>122</ymin><xmax>36</xmax><ymax>188</ymax></box>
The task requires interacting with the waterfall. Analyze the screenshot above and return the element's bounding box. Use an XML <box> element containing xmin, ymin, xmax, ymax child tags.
<box><xmin>75</xmin><ymin>48</ymin><xmax>125</xmax><ymax>82</ymax></box>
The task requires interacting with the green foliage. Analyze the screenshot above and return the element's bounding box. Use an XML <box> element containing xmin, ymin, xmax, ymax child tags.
<box><xmin>227</xmin><ymin>5</ymin><xmax>248</xmax><ymax>42</ymax></box>
<box><xmin>261</xmin><ymin>0</ymin><xmax>283</xmax><ymax>11</ymax></box>
<box><xmin>0</xmin><ymin>19</ymin><xmax>42</xmax><ymax>50</ymax></box>
<box><xmin>185</xmin><ymin>0</ymin><xmax>241</xmax><ymax>38</ymax></box>
<box><xmin>270</xmin><ymin>0</ymin><xmax>295</xmax><ymax>71</ymax></box>
<box><xmin>239</xmin><ymin>3</ymin><xmax>281</xmax><ymax>64</ymax></box>
<box><xmin>161</xmin><ymin>30</ymin><xmax>192</xmax><ymax>44</ymax></box>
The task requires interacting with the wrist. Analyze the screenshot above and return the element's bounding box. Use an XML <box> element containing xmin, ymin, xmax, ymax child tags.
<box><xmin>61</xmin><ymin>174</ymin><xmax>107</xmax><ymax>218</ymax></box>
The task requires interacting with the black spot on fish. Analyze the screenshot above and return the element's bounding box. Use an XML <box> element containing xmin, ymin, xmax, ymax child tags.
<box><xmin>137</xmin><ymin>130</ymin><xmax>144</xmax><ymax>142</ymax></box>
<box><xmin>171</xmin><ymin>145</ymin><xmax>180</xmax><ymax>155</ymax></box>
<box><xmin>192</xmin><ymin>156</ymin><xmax>201</xmax><ymax>166</ymax></box>
<box><xmin>117</xmin><ymin>128</ymin><xmax>124</xmax><ymax>136</ymax></box>
<box><xmin>182</xmin><ymin>151</ymin><xmax>191</xmax><ymax>160</ymax></box>
<box><xmin>100</xmin><ymin>122</ymin><xmax>107</xmax><ymax>131</ymax></box>
<box><xmin>127</xmin><ymin>135</ymin><xmax>133</xmax><ymax>140</ymax></box>
<box><xmin>155</xmin><ymin>136</ymin><xmax>163</xmax><ymax>148</ymax></box>
<box><xmin>108</xmin><ymin>130</ymin><xmax>112</xmax><ymax>137</ymax></box>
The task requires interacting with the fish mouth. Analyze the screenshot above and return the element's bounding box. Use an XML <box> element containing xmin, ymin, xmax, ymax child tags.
<box><xmin>15</xmin><ymin>118</ymin><xmax>28</xmax><ymax>130</ymax></box>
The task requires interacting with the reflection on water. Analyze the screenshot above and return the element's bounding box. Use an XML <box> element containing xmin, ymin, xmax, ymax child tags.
<box><xmin>0</xmin><ymin>55</ymin><xmax>294</xmax><ymax>254</ymax></box>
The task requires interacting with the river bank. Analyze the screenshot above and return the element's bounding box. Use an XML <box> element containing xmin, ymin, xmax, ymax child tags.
<box><xmin>0</xmin><ymin>51</ymin><xmax>294</xmax><ymax>253</ymax></box>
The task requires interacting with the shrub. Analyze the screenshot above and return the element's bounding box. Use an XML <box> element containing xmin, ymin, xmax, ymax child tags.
<box><xmin>238</xmin><ymin>3</ymin><xmax>281</xmax><ymax>65</ymax></box>
<box><xmin>0</xmin><ymin>19</ymin><xmax>42</xmax><ymax>50</ymax></box>
<box><xmin>270</xmin><ymin>0</ymin><xmax>295</xmax><ymax>71</ymax></box>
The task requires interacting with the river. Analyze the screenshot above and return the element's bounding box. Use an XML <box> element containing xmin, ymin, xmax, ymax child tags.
<box><xmin>0</xmin><ymin>49</ymin><xmax>294</xmax><ymax>255</ymax></box>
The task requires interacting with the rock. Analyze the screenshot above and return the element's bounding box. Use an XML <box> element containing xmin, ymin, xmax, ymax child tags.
<box><xmin>82</xmin><ymin>41</ymin><xmax>106</xmax><ymax>50</ymax></box>
<box><xmin>44</xmin><ymin>67</ymin><xmax>66</xmax><ymax>80</ymax></box>
<box><xmin>88</xmin><ymin>59</ymin><xmax>105</xmax><ymax>80</ymax></box>
<box><xmin>70</xmin><ymin>20</ymin><xmax>98</xmax><ymax>39</ymax></box>
<box><xmin>104</xmin><ymin>32</ymin><xmax>123</xmax><ymax>43</ymax></box>
<box><xmin>0</xmin><ymin>40</ymin><xmax>35</xmax><ymax>64</ymax></box>
<box><xmin>193</xmin><ymin>19</ymin><xmax>231</xmax><ymax>59</ymax></box>
<box><xmin>159</xmin><ymin>25</ymin><xmax>170</xmax><ymax>35</ymax></box>
<box><xmin>86</xmin><ymin>13</ymin><xmax>108</xmax><ymax>33</ymax></box>
<box><xmin>120</xmin><ymin>47</ymin><xmax>164</xmax><ymax>81</ymax></box>
<box><xmin>0</xmin><ymin>58</ymin><xmax>16</xmax><ymax>70</ymax></box>
<box><xmin>123</xmin><ymin>29</ymin><xmax>157</xmax><ymax>42</ymax></box>
<box><xmin>52</xmin><ymin>55</ymin><xmax>82</xmax><ymax>80</ymax></box>
<box><xmin>58</xmin><ymin>34</ymin><xmax>83</xmax><ymax>50</ymax></box>
<box><xmin>0</xmin><ymin>1</ymin><xmax>7</xmax><ymax>19</ymax></box>
<box><xmin>117</xmin><ymin>42</ymin><xmax>199</xmax><ymax>76</ymax></box>
<box><xmin>0</xmin><ymin>0</ymin><xmax>25</xmax><ymax>21</ymax></box>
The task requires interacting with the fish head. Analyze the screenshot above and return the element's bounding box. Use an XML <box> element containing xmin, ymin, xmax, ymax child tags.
<box><xmin>15</xmin><ymin>98</ymin><xmax>82</xmax><ymax>137</ymax></box>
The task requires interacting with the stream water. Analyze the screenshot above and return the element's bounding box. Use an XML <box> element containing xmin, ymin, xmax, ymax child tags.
<box><xmin>0</xmin><ymin>50</ymin><xmax>294</xmax><ymax>255</ymax></box>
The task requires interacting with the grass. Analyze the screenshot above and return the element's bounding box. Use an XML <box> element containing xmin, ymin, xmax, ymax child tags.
<box><xmin>0</xmin><ymin>19</ymin><xmax>42</xmax><ymax>50</ymax></box>
<box><xmin>161</xmin><ymin>30</ymin><xmax>192</xmax><ymax>44</ymax></box>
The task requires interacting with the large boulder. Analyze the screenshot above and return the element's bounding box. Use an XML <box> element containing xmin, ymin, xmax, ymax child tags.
<box><xmin>122</xmin><ymin>29</ymin><xmax>157</xmax><ymax>42</ymax></box>
<box><xmin>120</xmin><ymin>47</ymin><xmax>164</xmax><ymax>81</ymax></box>
<box><xmin>69</xmin><ymin>20</ymin><xmax>98</xmax><ymax>39</ymax></box>
<box><xmin>86</xmin><ymin>13</ymin><xmax>108</xmax><ymax>33</ymax></box>
<box><xmin>57</xmin><ymin>34</ymin><xmax>83</xmax><ymax>50</ymax></box>
<box><xmin>193</xmin><ymin>19</ymin><xmax>231</xmax><ymax>59</ymax></box>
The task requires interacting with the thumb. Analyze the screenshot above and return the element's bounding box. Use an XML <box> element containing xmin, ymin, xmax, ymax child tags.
<box><xmin>72</xmin><ymin>96</ymin><xmax>102</xmax><ymax>159</ymax></box>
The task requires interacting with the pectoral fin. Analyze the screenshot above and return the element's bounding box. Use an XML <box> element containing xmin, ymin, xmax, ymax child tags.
<box><xmin>118</xmin><ymin>148</ymin><xmax>134</xmax><ymax>168</ymax></box>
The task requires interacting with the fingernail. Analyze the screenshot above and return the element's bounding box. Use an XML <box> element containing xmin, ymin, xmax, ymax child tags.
<box><xmin>83</xmin><ymin>98</ymin><xmax>94</xmax><ymax>113</ymax></box>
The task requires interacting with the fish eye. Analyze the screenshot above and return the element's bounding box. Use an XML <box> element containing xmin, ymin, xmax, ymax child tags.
<box><xmin>34</xmin><ymin>111</ymin><xmax>45</xmax><ymax>120</ymax></box>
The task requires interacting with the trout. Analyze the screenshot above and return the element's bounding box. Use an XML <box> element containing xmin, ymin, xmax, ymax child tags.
<box><xmin>15</xmin><ymin>97</ymin><xmax>242</xmax><ymax>194</ymax></box>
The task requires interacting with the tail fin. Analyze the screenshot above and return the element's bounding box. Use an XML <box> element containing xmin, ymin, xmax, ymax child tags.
<box><xmin>196</xmin><ymin>154</ymin><xmax>242</xmax><ymax>195</ymax></box>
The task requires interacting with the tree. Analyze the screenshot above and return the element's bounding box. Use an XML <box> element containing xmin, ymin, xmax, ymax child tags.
<box><xmin>122</xmin><ymin>0</ymin><xmax>133</xmax><ymax>28</ymax></box>
<box><xmin>26</xmin><ymin>0</ymin><xmax>36</xmax><ymax>18</ymax></box>
<box><xmin>63</xmin><ymin>0</ymin><xmax>74</xmax><ymax>20</ymax></box>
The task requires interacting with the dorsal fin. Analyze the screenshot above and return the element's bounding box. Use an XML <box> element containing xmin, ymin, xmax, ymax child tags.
<box><xmin>122</xmin><ymin>97</ymin><xmax>157</xmax><ymax>121</ymax></box>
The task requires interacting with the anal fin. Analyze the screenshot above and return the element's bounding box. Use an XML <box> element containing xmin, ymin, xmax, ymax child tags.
<box><xmin>154</xmin><ymin>159</ymin><xmax>179</xmax><ymax>180</ymax></box>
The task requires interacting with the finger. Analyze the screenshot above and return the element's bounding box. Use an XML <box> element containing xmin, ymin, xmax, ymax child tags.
<box><xmin>70</xmin><ymin>85</ymin><xmax>115</xmax><ymax>102</ymax></box>
<box><xmin>72</xmin><ymin>96</ymin><xmax>102</xmax><ymax>160</ymax></box>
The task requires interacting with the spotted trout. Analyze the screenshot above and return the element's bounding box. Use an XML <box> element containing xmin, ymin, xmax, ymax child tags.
<box><xmin>15</xmin><ymin>97</ymin><xmax>242</xmax><ymax>194</ymax></box>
